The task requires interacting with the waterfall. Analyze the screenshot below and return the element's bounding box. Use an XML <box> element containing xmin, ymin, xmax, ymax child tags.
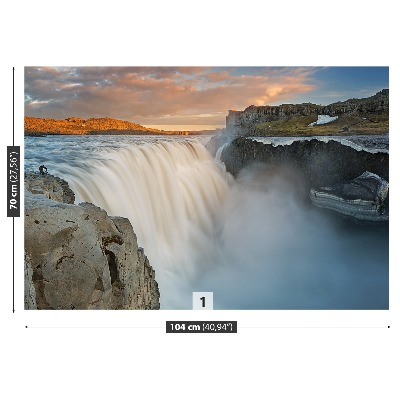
<box><xmin>215</xmin><ymin>142</ymin><xmax>228</xmax><ymax>162</ymax></box>
<box><xmin>65</xmin><ymin>139</ymin><xmax>231</xmax><ymax>308</ymax></box>
<box><xmin>28</xmin><ymin>136</ymin><xmax>387</xmax><ymax>310</ymax></box>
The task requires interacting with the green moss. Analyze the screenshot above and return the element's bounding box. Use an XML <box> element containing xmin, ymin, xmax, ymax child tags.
<box><xmin>253</xmin><ymin>113</ymin><xmax>388</xmax><ymax>137</ymax></box>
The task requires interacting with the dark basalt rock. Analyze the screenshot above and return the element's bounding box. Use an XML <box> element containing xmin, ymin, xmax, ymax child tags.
<box><xmin>220</xmin><ymin>136</ymin><xmax>389</xmax><ymax>222</ymax></box>
<box><xmin>310</xmin><ymin>172</ymin><xmax>389</xmax><ymax>221</ymax></box>
<box><xmin>221</xmin><ymin>137</ymin><xmax>388</xmax><ymax>191</ymax></box>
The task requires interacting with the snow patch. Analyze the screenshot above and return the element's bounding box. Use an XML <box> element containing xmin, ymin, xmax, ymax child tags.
<box><xmin>308</xmin><ymin>115</ymin><xmax>338</xmax><ymax>126</ymax></box>
<box><xmin>247</xmin><ymin>134</ymin><xmax>389</xmax><ymax>154</ymax></box>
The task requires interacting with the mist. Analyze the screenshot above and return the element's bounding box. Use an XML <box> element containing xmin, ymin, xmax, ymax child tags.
<box><xmin>192</xmin><ymin>164</ymin><xmax>388</xmax><ymax>309</ymax></box>
<box><xmin>46</xmin><ymin>137</ymin><xmax>388</xmax><ymax>310</ymax></box>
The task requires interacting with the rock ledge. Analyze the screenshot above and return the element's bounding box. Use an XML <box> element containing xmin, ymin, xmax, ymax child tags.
<box><xmin>24</xmin><ymin>174</ymin><xmax>160</xmax><ymax>310</ymax></box>
<box><xmin>310</xmin><ymin>172</ymin><xmax>389</xmax><ymax>222</ymax></box>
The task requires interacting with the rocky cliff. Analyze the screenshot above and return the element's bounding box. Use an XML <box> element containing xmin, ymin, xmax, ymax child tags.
<box><xmin>24</xmin><ymin>173</ymin><xmax>160</xmax><ymax>310</ymax></box>
<box><xmin>221</xmin><ymin>137</ymin><xmax>388</xmax><ymax>187</ymax></box>
<box><xmin>220</xmin><ymin>136</ymin><xmax>389</xmax><ymax>222</ymax></box>
<box><xmin>226</xmin><ymin>89</ymin><xmax>389</xmax><ymax>136</ymax></box>
<box><xmin>25</xmin><ymin>173</ymin><xmax>75</xmax><ymax>203</ymax></box>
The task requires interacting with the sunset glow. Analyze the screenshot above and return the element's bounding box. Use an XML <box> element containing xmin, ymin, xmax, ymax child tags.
<box><xmin>24</xmin><ymin>66</ymin><xmax>388</xmax><ymax>131</ymax></box>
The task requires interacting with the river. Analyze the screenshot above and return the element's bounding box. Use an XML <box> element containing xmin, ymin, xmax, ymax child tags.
<box><xmin>24</xmin><ymin>135</ymin><xmax>389</xmax><ymax>309</ymax></box>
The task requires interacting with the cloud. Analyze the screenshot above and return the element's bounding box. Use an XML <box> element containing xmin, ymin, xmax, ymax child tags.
<box><xmin>25</xmin><ymin>66</ymin><xmax>317</xmax><ymax>127</ymax></box>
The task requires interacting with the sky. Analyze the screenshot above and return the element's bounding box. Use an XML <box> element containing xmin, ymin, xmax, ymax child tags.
<box><xmin>4</xmin><ymin>2</ymin><xmax>400</xmax><ymax>396</ymax></box>
<box><xmin>24</xmin><ymin>66</ymin><xmax>389</xmax><ymax>131</ymax></box>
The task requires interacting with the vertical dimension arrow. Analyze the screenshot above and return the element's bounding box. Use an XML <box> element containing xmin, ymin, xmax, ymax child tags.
<box><xmin>7</xmin><ymin>67</ymin><xmax>20</xmax><ymax>313</ymax></box>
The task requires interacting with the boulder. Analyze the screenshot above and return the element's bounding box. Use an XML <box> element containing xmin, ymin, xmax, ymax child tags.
<box><xmin>24</xmin><ymin>174</ymin><xmax>160</xmax><ymax>310</ymax></box>
<box><xmin>25</xmin><ymin>172</ymin><xmax>75</xmax><ymax>204</ymax></box>
<box><xmin>310</xmin><ymin>172</ymin><xmax>389</xmax><ymax>221</ymax></box>
<box><xmin>24</xmin><ymin>252</ymin><xmax>37</xmax><ymax>310</ymax></box>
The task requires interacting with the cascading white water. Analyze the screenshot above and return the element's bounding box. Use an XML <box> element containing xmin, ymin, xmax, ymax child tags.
<box><xmin>66</xmin><ymin>140</ymin><xmax>232</xmax><ymax>308</ymax></box>
<box><xmin>215</xmin><ymin>142</ymin><xmax>228</xmax><ymax>161</ymax></box>
<box><xmin>25</xmin><ymin>135</ymin><xmax>389</xmax><ymax>310</ymax></box>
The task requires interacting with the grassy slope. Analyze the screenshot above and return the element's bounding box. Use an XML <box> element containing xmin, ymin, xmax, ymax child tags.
<box><xmin>254</xmin><ymin>113</ymin><xmax>389</xmax><ymax>136</ymax></box>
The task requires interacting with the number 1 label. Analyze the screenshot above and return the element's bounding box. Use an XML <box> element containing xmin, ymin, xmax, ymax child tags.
<box><xmin>193</xmin><ymin>292</ymin><xmax>213</xmax><ymax>310</ymax></box>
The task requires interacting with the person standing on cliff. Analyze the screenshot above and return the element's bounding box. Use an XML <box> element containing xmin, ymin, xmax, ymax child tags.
<box><xmin>39</xmin><ymin>165</ymin><xmax>48</xmax><ymax>175</ymax></box>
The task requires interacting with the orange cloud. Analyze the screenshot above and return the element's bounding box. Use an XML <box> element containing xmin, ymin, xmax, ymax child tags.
<box><xmin>25</xmin><ymin>67</ymin><xmax>317</xmax><ymax>128</ymax></box>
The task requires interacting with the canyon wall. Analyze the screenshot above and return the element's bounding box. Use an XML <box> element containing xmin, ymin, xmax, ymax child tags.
<box><xmin>226</xmin><ymin>89</ymin><xmax>389</xmax><ymax>134</ymax></box>
<box><xmin>221</xmin><ymin>137</ymin><xmax>388</xmax><ymax>189</ymax></box>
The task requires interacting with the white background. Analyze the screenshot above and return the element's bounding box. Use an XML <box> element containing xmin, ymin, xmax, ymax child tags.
<box><xmin>1</xmin><ymin>1</ymin><xmax>399</xmax><ymax>398</ymax></box>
